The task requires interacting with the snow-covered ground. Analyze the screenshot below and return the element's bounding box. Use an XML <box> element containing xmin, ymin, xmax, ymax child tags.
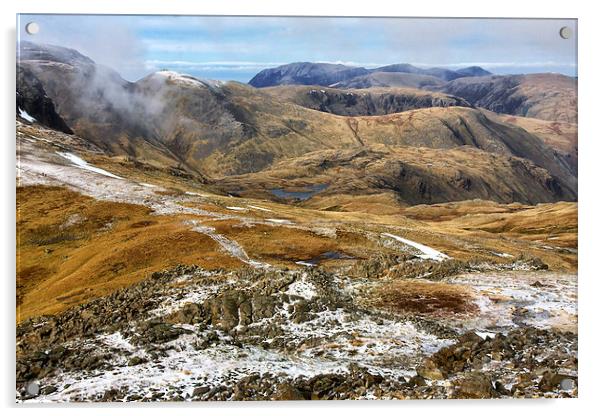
<box><xmin>285</xmin><ymin>276</ymin><xmax>317</xmax><ymax>299</ymax></box>
<box><xmin>19</xmin><ymin>267</ymin><xmax>578</xmax><ymax>402</ymax></box>
<box><xmin>266</xmin><ymin>218</ymin><xmax>295</xmax><ymax>225</ymax></box>
<box><xmin>154</xmin><ymin>70</ymin><xmax>225</xmax><ymax>90</ymax></box>
<box><xmin>248</xmin><ymin>205</ymin><xmax>272</xmax><ymax>212</ymax></box>
<box><xmin>22</xmin><ymin>271</ymin><xmax>453</xmax><ymax>402</ymax></box>
<box><xmin>295</xmin><ymin>261</ymin><xmax>316</xmax><ymax>268</ymax></box>
<box><xmin>188</xmin><ymin>221</ymin><xmax>270</xmax><ymax>269</ymax></box>
<box><xmin>443</xmin><ymin>271</ymin><xmax>577</xmax><ymax>332</ymax></box>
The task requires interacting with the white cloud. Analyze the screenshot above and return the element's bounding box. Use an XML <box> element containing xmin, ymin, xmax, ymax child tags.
<box><xmin>19</xmin><ymin>15</ymin><xmax>578</xmax><ymax>81</ymax></box>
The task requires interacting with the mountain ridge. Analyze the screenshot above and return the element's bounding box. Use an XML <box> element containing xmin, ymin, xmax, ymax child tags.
<box><xmin>249</xmin><ymin>61</ymin><xmax>492</xmax><ymax>88</ymax></box>
<box><xmin>17</xmin><ymin>41</ymin><xmax>577</xmax><ymax>207</ymax></box>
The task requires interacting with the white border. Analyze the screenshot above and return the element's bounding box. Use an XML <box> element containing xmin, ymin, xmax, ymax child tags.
<box><xmin>2</xmin><ymin>1</ymin><xmax>600</xmax><ymax>415</ymax></box>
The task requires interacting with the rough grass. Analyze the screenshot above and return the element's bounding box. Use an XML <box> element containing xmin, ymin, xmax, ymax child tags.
<box><xmin>16</xmin><ymin>185</ymin><xmax>243</xmax><ymax>321</ymax></box>
<box><xmin>209</xmin><ymin>220</ymin><xmax>375</xmax><ymax>266</ymax></box>
<box><xmin>373</xmin><ymin>279</ymin><xmax>479</xmax><ymax>316</ymax></box>
<box><xmin>26</xmin><ymin>224</ymin><xmax>83</xmax><ymax>246</ymax></box>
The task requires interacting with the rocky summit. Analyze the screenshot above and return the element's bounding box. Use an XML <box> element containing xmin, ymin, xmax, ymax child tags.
<box><xmin>16</xmin><ymin>264</ymin><xmax>577</xmax><ymax>401</ymax></box>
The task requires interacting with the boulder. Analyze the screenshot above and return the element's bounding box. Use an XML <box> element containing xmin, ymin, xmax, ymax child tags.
<box><xmin>273</xmin><ymin>383</ymin><xmax>306</xmax><ymax>400</ymax></box>
<box><xmin>417</xmin><ymin>358</ymin><xmax>446</xmax><ymax>380</ymax></box>
<box><xmin>453</xmin><ymin>372</ymin><xmax>499</xmax><ymax>399</ymax></box>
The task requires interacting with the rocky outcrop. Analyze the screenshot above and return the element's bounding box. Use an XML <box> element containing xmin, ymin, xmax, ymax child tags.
<box><xmin>415</xmin><ymin>328</ymin><xmax>578</xmax><ymax>398</ymax></box>
<box><xmin>16</xmin><ymin>263</ymin><xmax>577</xmax><ymax>401</ymax></box>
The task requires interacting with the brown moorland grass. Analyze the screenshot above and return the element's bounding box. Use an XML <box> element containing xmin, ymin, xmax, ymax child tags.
<box><xmin>207</xmin><ymin>220</ymin><xmax>375</xmax><ymax>266</ymax></box>
<box><xmin>373</xmin><ymin>279</ymin><xmax>478</xmax><ymax>317</ymax></box>
<box><xmin>442</xmin><ymin>201</ymin><xmax>577</xmax><ymax>247</ymax></box>
<box><xmin>16</xmin><ymin>183</ymin><xmax>578</xmax><ymax>321</ymax></box>
<box><xmin>16</xmin><ymin>185</ymin><xmax>243</xmax><ymax>321</ymax></box>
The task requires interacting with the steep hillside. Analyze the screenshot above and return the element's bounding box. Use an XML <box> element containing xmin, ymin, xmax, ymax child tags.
<box><xmin>214</xmin><ymin>145</ymin><xmax>576</xmax><ymax>208</ymax></box>
<box><xmin>437</xmin><ymin>74</ymin><xmax>577</xmax><ymax>123</ymax></box>
<box><xmin>16</xmin><ymin>65</ymin><xmax>72</xmax><ymax>133</ymax></box>
<box><xmin>488</xmin><ymin>112</ymin><xmax>577</xmax><ymax>174</ymax></box>
<box><xmin>261</xmin><ymin>85</ymin><xmax>472</xmax><ymax>116</ymax></box>
<box><xmin>18</xmin><ymin>42</ymin><xmax>181</xmax><ymax>170</ymax></box>
<box><xmin>332</xmin><ymin>72</ymin><xmax>445</xmax><ymax>89</ymax></box>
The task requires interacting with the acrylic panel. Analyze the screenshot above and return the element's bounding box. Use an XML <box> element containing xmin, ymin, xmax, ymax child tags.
<box><xmin>16</xmin><ymin>15</ymin><xmax>578</xmax><ymax>402</ymax></box>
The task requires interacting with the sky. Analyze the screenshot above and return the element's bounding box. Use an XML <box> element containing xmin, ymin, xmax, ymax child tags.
<box><xmin>17</xmin><ymin>15</ymin><xmax>577</xmax><ymax>82</ymax></box>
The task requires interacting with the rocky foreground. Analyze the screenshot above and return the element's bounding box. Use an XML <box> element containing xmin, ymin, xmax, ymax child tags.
<box><xmin>16</xmin><ymin>264</ymin><xmax>577</xmax><ymax>402</ymax></box>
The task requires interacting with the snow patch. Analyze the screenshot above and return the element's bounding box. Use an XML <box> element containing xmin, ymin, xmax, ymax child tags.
<box><xmin>18</xmin><ymin>107</ymin><xmax>36</xmax><ymax>122</ymax></box>
<box><xmin>57</xmin><ymin>152</ymin><xmax>123</xmax><ymax>180</ymax></box>
<box><xmin>248</xmin><ymin>205</ymin><xmax>272</xmax><ymax>212</ymax></box>
<box><xmin>475</xmin><ymin>331</ymin><xmax>497</xmax><ymax>340</ymax></box>
<box><xmin>267</xmin><ymin>218</ymin><xmax>294</xmax><ymax>225</ymax></box>
<box><xmin>286</xmin><ymin>278</ymin><xmax>317</xmax><ymax>299</ymax></box>
<box><xmin>382</xmin><ymin>232</ymin><xmax>450</xmax><ymax>262</ymax></box>
<box><xmin>226</xmin><ymin>206</ymin><xmax>248</xmax><ymax>212</ymax></box>
<box><xmin>156</xmin><ymin>70</ymin><xmax>224</xmax><ymax>89</ymax></box>
<box><xmin>445</xmin><ymin>272</ymin><xmax>577</xmax><ymax>332</ymax></box>
<box><xmin>189</xmin><ymin>221</ymin><xmax>269</xmax><ymax>269</ymax></box>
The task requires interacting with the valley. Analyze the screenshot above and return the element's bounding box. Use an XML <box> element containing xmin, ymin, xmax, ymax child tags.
<box><xmin>16</xmin><ymin>41</ymin><xmax>578</xmax><ymax>402</ymax></box>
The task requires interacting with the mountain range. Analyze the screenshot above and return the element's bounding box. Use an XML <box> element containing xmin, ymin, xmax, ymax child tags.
<box><xmin>248</xmin><ymin>62</ymin><xmax>492</xmax><ymax>88</ymax></box>
<box><xmin>17</xmin><ymin>41</ymin><xmax>577</xmax><ymax>207</ymax></box>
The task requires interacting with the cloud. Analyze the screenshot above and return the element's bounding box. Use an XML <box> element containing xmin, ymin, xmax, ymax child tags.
<box><xmin>18</xmin><ymin>15</ymin><xmax>578</xmax><ymax>81</ymax></box>
<box><xmin>18</xmin><ymin>15</ymin><xmax>148</xmax><ymax>80</ymax></box>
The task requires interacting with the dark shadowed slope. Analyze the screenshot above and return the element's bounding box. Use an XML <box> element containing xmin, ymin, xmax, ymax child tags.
<box><xmin>16</xmin><ymin>65</ymin><xmax>72</xmax><ymax>134</ymax></box>
<box><xmin>372</xmin><ymin>64</ymin><xmax>492</xmax><ymax>81</ymax></box>
<box><xmin>215</xmin><ymin>145</ymin><xmax>576</xmax><ymax>208</ymax></box>
<box><xmin>331</xmin><ymin>72</ymin><xmax>446</xmax><ymax>89</ymax></box>
<box><xmin>261</xmin><ymin>85</ymin><xmax>472</xmax><ymax>116</ymax></box>
<box><xmin>437</xmin><ymin>74</ymin><xmax>577</xmax><ymax>123</ymax></box>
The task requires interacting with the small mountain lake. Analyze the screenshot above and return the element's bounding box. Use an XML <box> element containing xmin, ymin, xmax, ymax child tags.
<box><xmin>296</xmin><ymin>251</ymin><xmax>355</xmax><ymax>267</ymax></box>
<box><xmin>269</xmin><ymin>183</ymin><xmax>328</xmax><ymax>201</ymax></box>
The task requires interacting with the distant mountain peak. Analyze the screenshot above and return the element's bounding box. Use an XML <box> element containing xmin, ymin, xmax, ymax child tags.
<box><xmin>248</xmin><ymin>62</ymin><xmax>370</xmax><ymax>88</ymax></box>
<box><xmin>148</xmin><ymin>70</ymin><xmax>226</xmax><ymax>89</ymax></box>
<box><xmin>18</xmin><ymin>41</ymin><xmax>95</xmax><ymax>67</ymax></box>
<box><xmin>455</xmin><ymin>66</ymin><xmax>492</xmax><ymax>77</ymax></box>
<box><xmin>249</xmin><ymin>62</ymin><xmax>493</xmax><ymax>87</ymax></box>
